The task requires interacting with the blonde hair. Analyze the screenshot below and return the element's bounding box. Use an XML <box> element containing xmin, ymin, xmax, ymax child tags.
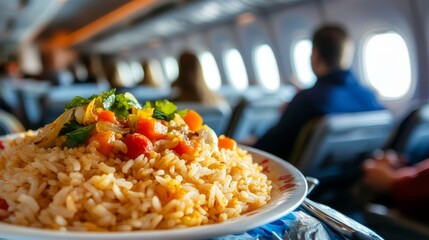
<box><xmin>174</xmin><ymin>51</ymin><xmax>224</xmax><ymax>105</ymax></box>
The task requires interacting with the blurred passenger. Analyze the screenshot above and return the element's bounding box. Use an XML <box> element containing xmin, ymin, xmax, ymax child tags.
<box><xmin>0</xmin><ymin>60</ymin><xmax>20</xmax><ymax>114</ymax></box>
<box><xmin>173</xmin><ymin>51</ymin><xmax>227</xmax><ymax>106</ymax></box>
<box><xmin>254</xmin><ymin>24</ymin><xmax>384</xmax><ymax>160</ymax></box>
<box><xmin>362</xmin><ymin>150</ymin><xmax>429</xmax><ymax>220</ymax></box>
<box><xmin>141</xmin><ymin>61</ymin><xmax>161</xmax><ymax>87</ymax></box>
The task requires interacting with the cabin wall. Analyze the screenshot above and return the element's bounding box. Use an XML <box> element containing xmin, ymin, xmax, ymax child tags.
<box><xmin>122</xmin><ymin>0</ymin><xmax>429</xmax><ymax>118</ymax></box>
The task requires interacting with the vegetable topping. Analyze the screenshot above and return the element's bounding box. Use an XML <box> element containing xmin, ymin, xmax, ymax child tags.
<box><xmin>33</xmin><ymin>89</ymin><xmax>229</xmax><ymax>159</ymax></box>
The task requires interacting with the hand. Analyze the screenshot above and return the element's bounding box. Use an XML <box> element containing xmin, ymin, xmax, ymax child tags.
<box><xmin>362</xmin><ymin>159</ymin><xmax>395</xmax><ymax>192</ymax></box>
<box><xmin>371</xmin><ymin>149</ymin><xmax>405</xmax><ymax>169</ymax></box>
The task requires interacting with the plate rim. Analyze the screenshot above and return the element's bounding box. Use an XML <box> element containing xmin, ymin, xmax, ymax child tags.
<box><xmin>0</xmin><ymin>141</ymin><xmax>307</xmax><ymax>240</ymax></box>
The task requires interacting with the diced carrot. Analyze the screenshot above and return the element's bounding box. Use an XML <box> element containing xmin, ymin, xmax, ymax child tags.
<box><xmin>183</xmin><ymin>110</ymin><xmax>203</xmax><ymax>132</ymax></box>
<box><xmin>135</xmin><ymin>117</ymin><xmax>168</xmax><ymax>141</ymax></box>
<box><xmin>218</xmin><ymin>135</ymin><xmax>237</xmax><ymax>150</ymax></box>
<box><xmin>173</xmin><ymin>140</ymin><xmax>197</xmax><ymax>156</ymax></box>
<box><xmin>99</xmin><ymin>110</ymin><xmax>117</xmax><ymax>123</ymax></box>
<box><xmin>89</xmin><ymin>131</ymin><xmax>115</xmax><ymax>156</ymax></box>
<box><xmin>122</xmin><ymin>133</ymin><xmax>153</xmax><ymax>159</ymax></box>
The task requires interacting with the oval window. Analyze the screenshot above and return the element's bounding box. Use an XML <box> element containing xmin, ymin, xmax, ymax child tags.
<box><xmin>115</xmin><ymin>60</ymin><xmax>134</xmax><ymax>87</ymax></box>
<box><xmin>129</xmin><ymin>61</ymin><xmax>144</xmax><ymax>84</ymax></box>
<box><xmin>292</xmin><ymin>39</ymin><xmax>316</xmax><ymax>88</ymax></box>
<box><xmin>254</xmin><ymin>44</ymin><xmax>281</xmax><ymax>91</ymax></box>
<box><xmin>164</xmin><ymin>57</ymin><xmax>179</xmax><ymax>83</ymax></box>
<box><xmin>363</xmin><ymin>32</ymin><xmax>412</xmax><ymax>100</ymax></box>
<box><xmin>199</xmin><ymin>51</ymin><xmax>222</xmax><ymax>91</ymax></box>
<box><xmin>224</xmin><ymin>48</ymin><xmax>249</xmax><ymax>91</ymax></box>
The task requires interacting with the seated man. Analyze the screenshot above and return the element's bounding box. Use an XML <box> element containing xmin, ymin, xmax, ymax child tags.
<box><xmin>254</xmin><ymin>24</ymin><xmax>384</xmax><ymax>161</ymax></box>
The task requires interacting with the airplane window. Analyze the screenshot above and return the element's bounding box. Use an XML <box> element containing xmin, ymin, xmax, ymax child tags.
<box><xmin>199</xmin><ymin>51</ymin><xmax>222</xmax><ymax>91</ymax></box>
<box><xmin>115</xmin><ymin>61</ymin><xmax>134</xmax><ymax>87</ymax></box>
<box><xmin>129</xmin><ymin>61</ymin><xmax>144</xmax><ymax>84</ymax></box>
<box><xmin>254</xmin><ymin>44</ymin><xmax>281</xmax><ymax>91</ymax></box>
<box><xmin>292</xmin><ymin>39</ymin><xmax>316</xmax><ymax>88</ymax></box>
<box><xmin>164</xmin><ymin>57</ymin><xmax>179</xmax><ymax>83</ymax></box>
<box><xmin>146</xmin><ymin>60</ymin><xmax>167</xmax><ymax>87</ymax></box>
<box><xmin>224</xmin><ymin>48</ymin><xmax>249</xmax><ymax>91</ymax></box>
<box><xmin>363</xmin><ymin>32</ymin><xmax>412</xmax><ymax>100</ymax></box>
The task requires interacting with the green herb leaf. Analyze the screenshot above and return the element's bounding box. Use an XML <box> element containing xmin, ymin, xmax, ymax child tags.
<box><xmin>65</xmin><ymin>96</ymin><xmax>91</xmax><ymax>109</ymax></box>
<box><xmin>65</xmin><ymin>124</ymin><xmax>95</xmax><ymax>148</ymax></box>
<box><xmin>148</xmin><ymin>100</ymin><xmax>178</xmax><ymax>121</ymax></box>
<box><xmin>60</xmin><ymin>120</ymin><xmax>95</xmax><ymax>148</ymax></box>
<box><xmin>101</xmin><ymin>89</ymin><xmax>116</xmax><ymax>109</ymax></box>
<box><xmin>177</xmin><ymin>109</ymin><xmax>188</xmax><ymax>117</ymax></box>
<box><xmin>144</xmin><ymin>101</ymin><xmax>153</xmax><ymax>109</ymax></box>
<box><xmin>152</xmin><ymin>109</ymin><xmax>168</xmax><ymax>120</ymax></box>
<box><xmin>155</xmin><ymin>100</ymin><xmax>177</xmax><ymax>115</ymax></box>
<box><xmin>60</xmin><ymin>120</ymin><xmax>82</xmax><ymax>135</ymax></box>
<box><xmin>110</xmin><ymin>94</ymin><xmax>130</xmax><ymax>119</ymax></box>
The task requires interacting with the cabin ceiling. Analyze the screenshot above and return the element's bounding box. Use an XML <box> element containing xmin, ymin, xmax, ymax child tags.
<box><xmin>1</xmin><ymin>0</ymin><xmax>304</xmax><ymax>56</ymax></box>
<box><xmin>0</xmin><ymin>0</ymin><xmax>64</xmax><ymax>51</ymax></box>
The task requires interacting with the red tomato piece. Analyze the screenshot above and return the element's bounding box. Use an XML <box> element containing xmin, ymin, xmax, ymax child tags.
<box><xmin>135</xmin><ymin>118</ymin><xmax>168</xmax><ymax>141</ymax></box>
<box><xmin>0</xmin><ymin>198</ymin><xmax>8</xmax><ymax>211</ymax></box>
<box><xmin>173</xmin><ymin>140</ymin><xmax>197</xmax><ymax>156</ymax></box>
<box><xmin>0</xmin><ymin>140</ymin><xmax>4</xmax><ymax>150</ymax></box>
<box><xmin>99</xmin><ymin>110</ymin><xmax>117</xmax><ymax>123</ymax></box>
<box><xmin>123</xmin><ymin>133</ymin><xmax>153</xmax><ymax>159</ymax></box>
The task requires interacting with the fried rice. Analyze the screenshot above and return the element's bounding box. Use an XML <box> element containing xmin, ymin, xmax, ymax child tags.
<box><xmin>0</xmin><ymin>91</ymin><xmax>271</xmax><ymax>232</ymax></box>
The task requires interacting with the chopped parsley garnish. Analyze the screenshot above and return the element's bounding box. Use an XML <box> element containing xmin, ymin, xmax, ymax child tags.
<box><xmin>177</xmin><ymin>109</ymin><xmax>188</xmax><ymax>117</ymax></box>
<box><xmin>65</xmin><ymin>96</ymin><xmax>91</xmax><ymax>109</ymax></box>
<box><xmin>101</xmin><ymin>89</ymin><xmax>116</xmax><ymax>109</ymax></box>
<box><xmin>64</xmin><ymin>89</ymin><xmax>140</xmax><ymax>120</ymax></box>
<box><xmin>60</xmin><ymin>120</ymin><xmax>95</xmax><ymax>148</ymax></box>
<box><xmin>110</xmin><ymin>93</ymin><xmax>131</xmax><ymax>120</ymax></box>
<box><xmin>145</xmin><ymin>100</ymin><xmax>179</xmax><ymax>121</ymax></box>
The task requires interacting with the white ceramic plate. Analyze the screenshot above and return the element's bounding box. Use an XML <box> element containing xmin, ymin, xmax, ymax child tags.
<box><xmin>0</xmin><ymin>137</ymin><xmax>307</xmax><ymax>240</ymax></box>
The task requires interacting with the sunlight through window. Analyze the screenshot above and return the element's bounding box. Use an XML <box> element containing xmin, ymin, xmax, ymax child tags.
<box><xmin>254</xmin><ymin>44</ymin><xmax>280</xmax><ymax>91</ymax></box>
<box><xmin>292</xmin><ymin>39</ymin><xmax>316</xmax><ymax>88</ymax></box>
<box><xmin>363</xmin><ymin>32</ymin><xmax>412</xmax><ymax>100</ymax></box>
<box><xmin>164</xmin><ymin>57</ymin><xmax>179</xmax><ymax>83</ymax></box>
<box><xmin>199</xmin><ymin>51</ymin><xmax>222</xmax><ymax>91</ymax></box>
<box><xmin>224</xmin><ymin>48</ymin><xmax>249</xmax><ymax>91</ymax></box>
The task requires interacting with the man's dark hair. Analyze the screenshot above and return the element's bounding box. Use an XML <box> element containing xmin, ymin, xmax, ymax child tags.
<box><xmin>312</xmin><ymin>24</ymin><xmax>350</xmax><ymax>69</ymax></box>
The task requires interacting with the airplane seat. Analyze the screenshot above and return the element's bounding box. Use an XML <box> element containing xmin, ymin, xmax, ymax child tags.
<box><xmin>0</xmin><ymin>109</ymin><xmax>26</xmax><ymax>136</ymax></box>
<box><xmin>41</xmin><ymin>83</ymin><xmax>110</xmax><ymax>125</ymax></box>
<box><xmin>289</xmin><ymin>110</ymin><xmax>394</xmax><ymax>205</ymax></box>
<box><xmin>218</xmin><ymin>86</ymin><xmax>244</xmax><ymax>109</ymax></box>
<box><xmin>225</xmin><ymin>95</ymin><xmax>286</xmax><ymax>142</ymax></box>
<box><xmin>364</xmin><ymin>204</ymin><xmax>429</xmax><ymax>240</ymax></box>
<box><xmin>383</xmin><ymin>101</ymin><xmax>429</xmax><ymax>165</ymax></box>
<box><xmin>175</xmin><ymin>102</ymin><xmax>232</xmax><ymax>135</ymax></box>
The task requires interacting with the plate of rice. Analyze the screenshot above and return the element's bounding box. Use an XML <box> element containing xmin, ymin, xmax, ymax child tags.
<box><xmin>0</xmin><ymin>90</ymin><xmax>307</xmax><ymax>240</ymax></box>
